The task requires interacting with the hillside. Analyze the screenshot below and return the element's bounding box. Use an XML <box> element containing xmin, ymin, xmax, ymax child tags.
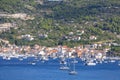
<box><xmin>0</xmin><ymin>0</ymin><xmax>120</xmax><ymax>47</ymax></box>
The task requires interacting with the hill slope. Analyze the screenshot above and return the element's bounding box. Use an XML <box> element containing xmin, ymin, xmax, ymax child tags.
<box><xmin>0</xmin><ymin>0</ymin><xmax>120</xmax><ymax>47</ymax></box>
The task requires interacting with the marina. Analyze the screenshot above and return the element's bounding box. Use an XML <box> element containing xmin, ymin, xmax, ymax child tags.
<box><xmin>0</xmin><ymin>56</ymin><xmax>120</xmax><ymax>80</ymax></box>
<box><xmin>0</xmin><ymin>38</ymin><xmax>120</xmax><ymax>79</ymax></box>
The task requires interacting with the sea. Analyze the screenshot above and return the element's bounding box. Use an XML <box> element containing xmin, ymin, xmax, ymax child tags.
<box><xmin>0</xmin><ymin>57</ymin><xmax>120</xmax><ymax>80</ymax></box>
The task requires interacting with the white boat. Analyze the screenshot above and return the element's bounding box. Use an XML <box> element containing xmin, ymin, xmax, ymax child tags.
<box><xmin>85</xmin><ymin>61</ymin><xmax>96</xmax><ymax>66</ymax></box>
<box><xmin>3</xmin><ymin>56</ymin><xmax>11</xmax><ymax>60</ymax></box>
<box><xmin>118</xmin><ymin>61</ymin><xmax>120</xmax><ymax>66</ymax></box>
<box><xmin>23</xmin><ymin>56</ymin><xmax>27</xmax><ymax>59</ymax></box>
<box><xmin>69</xmin><ymin>58</ymin><xmax>77</xmax><ymax>75</ymax></box>
<box><xmin>81</xmin><ymin>58</ymin><xmax>86</xmax><ymax>61</ymax></box>
<box><xmin>69</xmin><ymin>71</ymin><xmax>77</xmax><ymax>75</ymax></box>
<box><xmin>118</xmin><ymin>64</ymin><xmax>120</xmax><ymax>66</ymax></box>
<box><xmin>7</xmin><ymin>57</ymin><xmax>11</xmax><ymax>60</ymax></box>
<box><xmin>31</xmin><ymin>62</ymin><xmax>36</xmax><ymax>65</ymax></box>
<box><xmin>2</xmin><ymin>56</ymin><xmax>7</xmax><ymax>60</ymax></box>
<box><xmin>60</xmin><ymin>66</ymin><xmax>69</xmax><ymax>70</ymax></box>
<box><xmin>110</xmin><ymin>60</ymin><xmax>115</xmax><ymax>63</ymax></box>
<box><xmin>42</xmin><ymin>56</ymin><xmax>49</xmax><ymax>61</ymax></box>
<box><xmin>60</xmin><ymin>61</ymin><xmax>67</xmax><ymax>65</ymax></box>
<box><xmin>87</xmin><ymin>62</ymin><xmax>96</xmax><ymax>66</ymax></box>
<box><xmin>104</xmin><ymin>61</ymin><xmax>108</xmax><ymax>63</ymax></box>
<box><xmin>71</xmin><ymin>60</ymin><xmax>78</xmax><ymax>64</ymax></box>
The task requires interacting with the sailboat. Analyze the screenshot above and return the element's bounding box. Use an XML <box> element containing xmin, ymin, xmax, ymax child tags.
<box><xmin>118</xmin><ymin>61</ymin><xmax>120</xmax><ymax>66</ymax></box>
<box><xmin>59</xmin><ymin>48</ymin><xmax>69</xmax><ymax>70</ymax></box>
<box><xmin>69</xmin><ymin>58</ymin><xmax>77</xmax><ymax>75</ymax></box>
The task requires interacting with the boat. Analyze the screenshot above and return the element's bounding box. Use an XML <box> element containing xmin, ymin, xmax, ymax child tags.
<box><xmin>69</xmin><ymin>58</ymin><xmax>77</xmax><ymax>75</ymax></box>
<box><xmin>7</xmin><ymin>57</ymin><xmax>11</xmax><ymax>60</ymax></box>
<box><xmin>2</xmin><ymin>56</ymin><xmax>7</xmax><ymax>60</ymax></box>
<box><xmin>69</xmin><ymin>71</ymin><xmax>77</xmax><ymax>75</ymax></box>
<box><xmin>110</xmin><ymin>60</ymin><xmax>115</xmax><ymax>63</ymax></box>
<box><xmin>31</xmin><ymin>62</ymin><xmax>36</xmax><ymax>65</ymax></box>
<box><xmin>23</xmin><ymin>56</ymin><xmax>28</xmax><ymax>59</ymax></box>
<box><xmin>71</xmin><ymin>60</ymin><xmax>78</xmax><ymax>64</ymax></box>
<box><xmin>118</xmin><ymin>64</ymin><xmax>120</xmax><ymax>66</ymax></box>
<box><xmin>2</xmin><ymin>56</ymin><xmax>11</xmax><ymax>60</ymax></box>
<box><xmin>4</xmin><ymin>56</ymin><xmax>11</xmax><ymax>60</ymax></box>
<box><xmin>42</xmin><ymin>56</ymin><xmax>49</xmax><ymax>61</ymax></box>
<box><xmin>60</xmin><ymin>66</ymin><xmax>69</xmax><ymax>70</ymax></box>
<box><xmin>31</xmin><ymin>63</ymin><xmax>36</xmax><ymax>65</ymax></box>
<box><xmin>86</xmin><ymin>62</ymin><xmax>96</xmax><ymax>66</ymax></box>
<box><xmin>104</xmin><ymin>61</ymin><xmax>108</xmax><ymax>63</ymax></box>
<box><xmin>85</xmin><ymin>60</ymin><xmax>96</xmax><ymax>66</ymax></box>
<box><xmin>60</xmin><ymin>60</ymin><xmax>67</xmax><ymax>64</ymax></box>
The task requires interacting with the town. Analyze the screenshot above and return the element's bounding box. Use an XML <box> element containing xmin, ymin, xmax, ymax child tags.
<box><xmin>0</xmin><ymin>38</ymin><xmax>120</xmax><ymax>66</ymax></box>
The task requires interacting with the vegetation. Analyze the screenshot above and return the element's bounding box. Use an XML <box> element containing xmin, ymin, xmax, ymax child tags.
<box><xmin>0</xmin><ymin>0</ymin><xmax>120</xmax><ymax>48</ymax></box>
<box><xmin>108</xmin><ymin>45</ymin><xmax>120</xmax><ymax>56</ymax></box>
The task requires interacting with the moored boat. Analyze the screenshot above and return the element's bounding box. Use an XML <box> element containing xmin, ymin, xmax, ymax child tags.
<box><xmin>60</xmin><ymin>66</ymin><xmax>69</xmax><ymax>70</ymax></box>
<box><xmin>69</xmin><ymin>70</ymin><xmax>77</xmax><ymax>75</ymax></box>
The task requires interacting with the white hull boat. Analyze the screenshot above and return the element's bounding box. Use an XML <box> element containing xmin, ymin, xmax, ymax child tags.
<box><xmin>69</xmin><ymin>71</ymin><xmax>77</xmax><ymax>75</ymax></box>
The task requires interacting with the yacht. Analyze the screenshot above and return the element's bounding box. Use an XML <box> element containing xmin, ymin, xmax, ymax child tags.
<box><xmin>7</xmin><ymin>57</ymin><xmax>11</xmax><ymax>60</ymax></box>
<box><xmin>118</xmin><ymin>63</ymin><xmax>120</xmax><ymax>66</ymax></box>
<box><xmin>69</xmin><ymin>71</ymin><xmax>77</xmax><ymax>75</ymax></box>
<box><xmin>104</xmin><ymin>61</ymin><xmax>108</xmax><ymax>63</ymax></box>
<box><xmin>85</xmin><ymin>60</ymin><xmax>96</xmax><ymax>66</ymax></box>
<box><xmin>31</xmin><ymin>62</ymin><xmax>36</xmax><ymax>65</ymax></box>
<box><xmin>60</xmin><ymin>60</ymin><xmax>67</xmax><ymax>64</ymax></box>
<box><xmin>86</xmin><ymin>62</ymin><xmax>96</xmax><ymax>66</ymax></box>
<box><xmin>69</xmin><ymin>58</ymin><xmax>77</xmax><ymax>75</ymax></box>
<box><xmin>71</xmin><ymin>60</ymin><xmax>78</xmax><ymax>64</ymax></box>
<box><xmin>110</xmin><ymin>60</ymin><xmax>115</xmax><ymax>63</ymax></box>
<box><xmin>60</xmin><ymin>66</ymin><xmax>69</xmax><ymax>70</ymax></box>
<box><xmin>2</xmin><ymin>56</ymin><xmax>7</xmax><ymax>60</ymax></box>
<box><xmin>4</xmin><ymin>56</ymin><xmax>11</xmax><ymax>60</ymax></box>
<box><xmin>42</xmin><ymin>56</ymin><xmax>49</xmax><ymax>61</ymax></box>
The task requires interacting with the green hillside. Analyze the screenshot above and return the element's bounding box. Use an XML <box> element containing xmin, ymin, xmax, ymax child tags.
<box><xmin>0</xmin><ymin>0</ymin><xmax>120</xmax><ymax>47</ymax></box>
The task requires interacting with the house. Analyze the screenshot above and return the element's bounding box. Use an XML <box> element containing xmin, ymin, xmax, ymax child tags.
<box><xmin>21</xmin><ymin>34</ymin><xmax>34</xmax><ymax>41</ymax></box>
<box><xmin>89</xmin><ymin>35</ymin><xmax>97</xmax><ymax>40</ymax></box>
<box><xmin>69</xmin><ymin>32</ymin><xmax>74</xmax><ymax>36</ymax></box>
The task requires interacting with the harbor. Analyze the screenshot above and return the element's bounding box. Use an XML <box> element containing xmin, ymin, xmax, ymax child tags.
<box><xmin>0</xmin><ymin>44</ymin><xmax>120</xmax><ymax>70</ymax></box>
<box><xmin>0</xmin><ymin>56</ymin><xmax>120</xmax><ymax>80</ymax></box>
<box><xmin>0</xmin><ymin>44</ymin><xmax>120</xmax><ymax>79</ymax></box>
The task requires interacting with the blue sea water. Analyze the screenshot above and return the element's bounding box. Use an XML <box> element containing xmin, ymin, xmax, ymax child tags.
<box><xmin>0</xmin><ymin>57</ymin><xmax>120</xmax><ymax>80</ymax></box>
